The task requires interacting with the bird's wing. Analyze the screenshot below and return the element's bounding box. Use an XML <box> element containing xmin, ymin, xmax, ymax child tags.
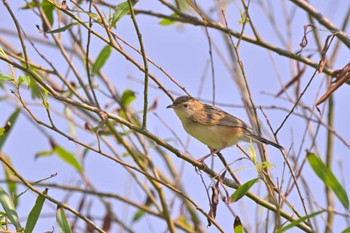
<box><xmin>191</xmin><ymin>104</ymin><xmax>253</xmax><ymax>131</ymax></box>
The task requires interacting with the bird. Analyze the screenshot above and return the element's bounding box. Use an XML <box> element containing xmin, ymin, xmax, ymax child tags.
<box><xmin>167</xmin><ymin>96</ymin><xmax>283</xmax><ymax>162</ymax></box>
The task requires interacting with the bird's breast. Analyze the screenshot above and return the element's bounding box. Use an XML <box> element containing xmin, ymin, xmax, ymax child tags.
<box><xmin>181</xmin><ymin>120</ymin><xmax>244</xmax><ymax>150</ymax></box>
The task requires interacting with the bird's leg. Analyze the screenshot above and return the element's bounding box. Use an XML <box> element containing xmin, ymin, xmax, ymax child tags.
<box><xmin>196</xmin><ymin>147</ymin><xmax>222</xmax><ymax>163</ymax></box>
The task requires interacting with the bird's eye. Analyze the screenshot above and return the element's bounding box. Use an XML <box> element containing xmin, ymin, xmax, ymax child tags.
<box><xmin>183</xmin><ymin>104</ymin><xmax>188</xmax><ymax>108</ymax></box>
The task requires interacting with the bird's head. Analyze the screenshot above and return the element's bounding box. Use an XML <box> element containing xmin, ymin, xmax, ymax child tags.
<box><xmin>166</xmin><ymin>96</ymin><xmax>202</xmax><ymax>120</ymax></box>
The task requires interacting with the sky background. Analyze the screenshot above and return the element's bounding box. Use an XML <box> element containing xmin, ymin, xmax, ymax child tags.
<box><xmin>0</xmin><ymin>0</ymin><xmax>350</xmax><ymax>232</ymax></box>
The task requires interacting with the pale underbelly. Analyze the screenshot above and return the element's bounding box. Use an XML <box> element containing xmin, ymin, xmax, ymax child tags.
<box><xmin>183</xmin><ymin>123</ymin><xmax>242</xmax><ymax>150</ymax></box>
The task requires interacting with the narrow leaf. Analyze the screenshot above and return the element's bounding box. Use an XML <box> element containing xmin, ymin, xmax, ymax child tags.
<box><xmin>275</xmin><ymin>210</ymin><xmax>324</xmax><ymax>233</ymax></box>
<box><xmin>0</xmin><ymin>75</ymin><xmax>14</xmax><ymax>82</ymax></box>
<box><xmin>230</xmin><ymin>178</ymin><xmax>259</xmax><ymax>202</ymax></box>
<box><xmin>28</xmin><ymin>69</ymin><xmax>43</xmax><ymax>99</ymax></box>
<box><xmin>56</xmin><ymin>206</ymin><xmax>72</xmax><ymax>233</ymax></box>
<box><xmin>132</xmin><ymin>210</ymin><xmax>145</xmax><ymax>223</ymax></box>
<box><xmin>35</xmin><ymin>149</ymin><xmax>54</xmax><ymax>158</ymax></box>
<box><xmin>0</xmin><ymin>108</ymin><xmax>21</xmax><ymax>151</ymax></box>
<box><xmin>53</xmin><ymin>146</ymin><xmax>83</xmax><ymax>173</ymax></box>
<box><xmin>248</xmin><ymin>141</ymin><xmax>256</xmax><ymax>164</ymax></box>
<box><xmin>25</xmin><ymin>189</ymin><xmax>48</xmax><ymax>233</ymax></box>
<box><xmin>48</xmin><ymin>22</ymin><xmax>80</xmax><ymax>34</ymax></box>
<box><xmin>64</xmin><ymin>107</ymin><xmax>76</xmax><ymax>137</ymax></box>
<box><xmin>0</xmin><ymin>186</ymin><xmax>22</xmax><ymax>231</ymax></box>
<box><xmin>2</xmin><ymin>155</ymin><xmax>18</xmax><ymax>206</ymax></box>
<box><xmin>307</xmin><ymin>153</ymin><xmax>349</xmax><ymax>209</ymax></box>
<box><xmin>91</xmin><ymin>45</ymin><xmax>112</xmax><ymax>76</ymax></box>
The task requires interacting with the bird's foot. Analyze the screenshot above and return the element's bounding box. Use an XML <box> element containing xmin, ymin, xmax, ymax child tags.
<box><xmin>196</xmin><ymin>149</ymin><xmax>220</xmax><ymax>163</ymax></box>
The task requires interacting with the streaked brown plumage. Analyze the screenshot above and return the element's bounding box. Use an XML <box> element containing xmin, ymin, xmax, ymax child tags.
<box><xmin>167</xmin><ymin>96</ymin><xmax>282</xmax><ymax>155</ymax></box>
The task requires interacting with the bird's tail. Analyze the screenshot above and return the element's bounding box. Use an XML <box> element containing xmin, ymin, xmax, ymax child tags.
<box><xmin>247</xmin><ymin>133</ymin><xmax>283</xmax><ymax>150</ymax></box>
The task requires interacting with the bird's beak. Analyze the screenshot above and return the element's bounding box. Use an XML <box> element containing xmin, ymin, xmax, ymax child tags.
<box><xmin>166</xmin><ymin>104</ymin><xmax>174</xmax><ymax>109</ymax></box>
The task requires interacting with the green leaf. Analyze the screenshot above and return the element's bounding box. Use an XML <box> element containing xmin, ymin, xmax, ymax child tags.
<box><xmin>159</xmin><ymin>13</ymin><xmax>178</xmax><ymax>26</ymax></box>
<box><xmin>42</xmin><ymin>95</ymin><xmax>49</xmax><ymax>109</ymax></box>
<box><xmin>0</xmin><ymin>47</ymin><xmax>8</xmax><ymax>58</ymax></box>
<box><xmin>24</xmin><ymin>189</ymin><xmax>48</xmax><ymax>233</ymax></box>
<box><xmin>56</xmin><ymin>206</ymin><xmax>72</xmax><ymax>233</ymax></box>
<box><xmin>20</xmin><ymin>1</ymin><xmax>37</xmax><ymax>10</ymax></box>
<box><xmin>53</xmin><ymin>146</ymin><xmax>83</xmax><ymax>173</ymax></box>
<box><xmin>176</xmin><ymin>215</ymin><xmax>193</xmax><ymax>232</ymax></box>
<box><xmin>238</xmin><ymin>9</ymin><xmax>249</xmax><ymax>25</ymax></box>
<box><xmin>132</xmin><ymin>209</ymin><xmax>145</xmax><ymax>223</ymax></box>
<box><xmin>121</xmin><ymin>89</ymin><xmax>136</xmax><ymax>106</ymax></box>
<box><xmin>18</xmin><ymin>75</ymin><xmax>31</xmax><ymax>87</ymax></box>
<box><xmin>48</xmin><ymin>22</ymin><xmax>80</xmax><ymax>34</ymax></box>
<box><xmin>307</xmin><ymin>153</ymin><xmax>349</xmax><ymax>209</ymax></box>
<box><xmin>233</xmin><ymin>216</ymin><xmax>243</xmax><ymax>233</ymax></box>
<box><xmin>110</xmin><ymin>0</ymin><xmax>137</xmax><ymax>28</ymax></box>
<box><xmin>0</xmin><ymin>121</ymin><xmax>11</xmax><ymax>136</ymax></box>
<box><xmin>28</xmin><ymin>69</ymin><xmax>43</xmax><ymax>99</ymax></box>
<box><xmin>35</xmin><ymin>149</ymin><xmax>54</xmax><ymax>158</ymax></box>
<box><xmin>275</xmin><ymin>210</ymin><xmax>324</xmax><ymax>233</ymax></box>
<box><xmin>42</xmin><ymin>0</ymin><xmax>55</xmax><ymax>25</ymax></box>
<box><xmin>64</xmin><ymin>108</ymin><xmax>76</xmax><ymax>137</ymax></box>
<box><xmin>0</xmin><ymin>186</ymin><xmax>22</xmax><ymax>231</ymax></box>
<box><xmin>230</xmin><ymin>178</ymin><xmax>259</xmax><ymax>202</ymax></box>
<box><xmin>0</xmin><ymin>75</ymin><xmax>14</xmax><ymax>82</ymax></box>
<box><xmin>248</xmin><ymin>140</ymin><xmax>256</xmax><ymax>164</ymax></box>
<box><xmin>0</xmin><ymin>108</ymin><xmax>21</xmax><ymax>151</ymax></box>
<box><xmin>1</xmin><ymin>155</ymin><xmax>18</xmax><ymax>206</ymax></box>
<box><xmin>342</xmin><ymin>227</ymin><xmax>350</xmax><ymax>233</ymax></box>
<box><xmin>260</xmin><ymin>161</ymin><xmax>275</xmax><ymax>170</ymax></box>
<box><xmin>91</xmin><ymin>45</ymin><xmax>112</xmax><ymax>76</ymax></box>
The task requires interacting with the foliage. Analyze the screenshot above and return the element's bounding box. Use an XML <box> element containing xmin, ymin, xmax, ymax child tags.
<box><xmin>0</xmin><ymin>0</ymin><xmax>349</xmax><ymax>232</ymax></box>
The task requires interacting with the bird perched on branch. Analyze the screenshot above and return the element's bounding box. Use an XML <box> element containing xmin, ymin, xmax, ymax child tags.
<box><xmin>167</xmin><ymin>96</ymin><xmax>283</xmax><ymax>162</ymax></box>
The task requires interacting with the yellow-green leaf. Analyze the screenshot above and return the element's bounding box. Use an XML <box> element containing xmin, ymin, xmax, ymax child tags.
<box><xmin>20</xmin><ymin>1</ymin><xmax>37</xmax><ymax>10</ymax></box>
<box><xmin>121</xmin><ymin>89</ymin><xmax>136</xmax><ymax>106</ymax></box>
<box><xmin>56</xmin><ymin>206</ymin><xmax>72</xmax><ymax>233</ymax></box>
<box><xmin>234</xmin><ymin>216</ymin><xmax>244</xmax><ymax>233</ymax></box>
<box><xmin>159</xmin><ymin>13</ymin><xmax>178</xmax><ymax>26</ymax></box>
<box><xmin>0</xmin><ymin>186</ymin><xmax>22</xmax><ymax>231</ymax></box>
<box><xmin>53</xmin><ymin>146</ymin><xmax>83</xmax><ymax>173</ymax></box>
<box><xmin>92</xmin><ymin>45</ymin><xmax>112</xmax><ymax>76</ymax></box>
<box><xmin>307</xmin><ymin>153</ymin><xmax>349</xmax><ymax>209</ymax></box>
<box><xmin>275</xmin><ymin>210</ymin><xmax>324</xmax><ymax>233</ymax></box>
<box><xmin>248</xmin><ymin>141</ymin><xmax>256</xmax><ymax>164</ymax></box>
<box><xmin>110</xmin><ymin>0</ymin><xmax>137</xmax><ymax>28</ymax></box>
<box><xmin>0</xmin><ymin>75</ymin><xmax>14</xmax><ymax>82</ymax></box>
<box><xmin>1</xmin><ymin>155</ymin><xmax>18</xmax><ymax>206</ymax></box>
<box><xmin>18</xmin><ymin>75</ymin><xmax>31</xmax><ymax>87</ymax></box>
<box><xmin>0</xmin><ymin>108</ymin><xmax>21</xmax><ymax>150</ymax></box>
